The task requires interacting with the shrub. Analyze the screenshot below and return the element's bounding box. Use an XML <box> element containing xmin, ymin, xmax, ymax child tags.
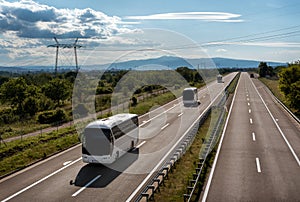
<box><xmin>37</xmin><ymin>109</ymin><xmax>68</xmax><ymax>124</ymax></box>
<box><xmin>0</xmin><ymin>108</ymin><xmax>19</xmax><ymax>124</ymax></box>
<box><xmin>96</xmin><ymin>87</ymin><xmax>113</xmax><ymax>94</ymax></box>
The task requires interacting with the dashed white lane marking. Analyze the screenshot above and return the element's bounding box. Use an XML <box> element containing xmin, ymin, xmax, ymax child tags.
<box><xmin>249</xmin><ymin>76</ymin><xmax>300</xmax><ymax>167</ymax></box>
<box><xmin>248</xmin><ymin>102</ymin><xmax>250</xmax><ymax>106</ymax></box>
<box><xmin>247</xmin><ymin>98</ymin><xmax>250</xmax><ymax>101</ymax></box>
<box><xmin>178</xmin><ymin>113</ymin><xmax>183</xmax><ymax>117</ymax></box>
<box><xmin>252</xmin><ymin>132</ymin><xmax>256</xmax><ymax>141</ymax></box>
<box><xmin>256</xmin><ymin>158</ymin><xmax>262</xmax><ymax>173</ymax></box>
<box><xmin>72</xmin><ymin>175</ymin><xmax>101</xmax><ymax>197</ymax></box>
<box><xmin>136</xmin><ymin>141</ymin><xmax>146</xmax><ymax>149</ymax></box>
<box><xmin>2</xmin><ymin>157</ymin><xmax>82</xmax><ymax>202</ymax></box>
<box><xmin>63</xmin><ymin>161</ymin><xmax>72</xmax><ymax>166</ymax></box>
<box><xmin>250</xmin><ymin>118</ymin><xmax>253</xmax><ymax>124</ymax></box>
<box><xmin>249</xmin><ymin>109</ymin><xmax>251</xmax><ymax>114</ymax></box>
<box><xmin>161</xmin><ymin>123</ymin><xmax>170</xmax><ymax>130</ymax></box>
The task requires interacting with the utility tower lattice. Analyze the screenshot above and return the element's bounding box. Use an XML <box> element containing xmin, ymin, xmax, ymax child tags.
<box><xmin>47</xmin><ymin>37</ymin><xmax>82</xmax><ymax>74</ymax></box>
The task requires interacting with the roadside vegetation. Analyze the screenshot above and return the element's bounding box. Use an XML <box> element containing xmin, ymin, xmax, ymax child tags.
<box><xmin>0</xmin><ymin>127</ymin><xmax>78</xmax><ymax>177</ymax></box>
<box><xmin>257</xmin><ymin>61</ymin><xmax>300</xmax><ymax>117</ymax></box>
<box><xmin>153</xmin><ymin>73</ymin><xmax>239</xmax><ymax>201</ymax></box>
<box><xmin>154</xmin><ymin>114</ymin><xmax>212</xmax><ymax>201</ymax></box>
<box><xmin>0</xmin><ymin>67</ymin><xmax>238</xmax><ymax>178</ymax></box>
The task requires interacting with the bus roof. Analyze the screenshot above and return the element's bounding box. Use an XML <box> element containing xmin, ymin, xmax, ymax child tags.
<box><xmin>86</xmin><ymin>113</ymin><xmax>137</xmax><ymax>129</ymax></box>
<box><xmin>184</xmin><ymin>87</ymin><xmax>197</xmax><ymax>91</ymax></box>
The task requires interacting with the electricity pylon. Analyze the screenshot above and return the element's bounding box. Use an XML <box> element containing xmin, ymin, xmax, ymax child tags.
<box><xmin>47</xmin><ymin>37</ymin><xmax>82</xmax><ymax>74</ymax></box>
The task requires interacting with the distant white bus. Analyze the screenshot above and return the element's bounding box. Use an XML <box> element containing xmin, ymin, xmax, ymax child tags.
<box><xmin>217</xmin><ymin>74</ymin><xmax>223</xmax><ymax>83</ymax></box>
<box><xmin>182</xmin><ymin>87</ymin><xmax>200</xmax><ymax>107</ymax></box>
<box><xmin>82</xmin><ymin>113</ymin><xmax>139</xmax><ymax>164</ymax></box>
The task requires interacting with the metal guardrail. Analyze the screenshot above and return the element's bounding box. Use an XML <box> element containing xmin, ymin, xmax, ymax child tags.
<box><xmin>184</xmin><ymin>96</ymin><xmax>227</xmax><ymax>202</ymax></box>
<box><xmin>183</xmin><ymin>73</ymin><xmax>239</xmax><ymax>202</ymax></box>
<box><xmin>136</xmin><ymin>108</ymin><xmax>211</xmax><ymax>202</ymax></box>
<box><xmin>135</xmin><ymin>73</ymin><xmax>240</xmax><ymax>202</ymax></box>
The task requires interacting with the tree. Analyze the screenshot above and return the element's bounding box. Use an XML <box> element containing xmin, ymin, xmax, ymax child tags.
<box><xmin>258</xmin><ymin>62</ymin><xmax>274</xmax><ymax>77</ymax></box>
<box><xmin>0</xmin><ymin>78</ymin><xmax>42</xmax><ymax>116</ymax></box>
<box><xmin>42</xmin><ymin>78</ymin><xmax>71</xmax><ymax>106</ymax></box>
<box><xmin>0</xmin><ymin>78</ymin><xmax>28</xmax><ymax>112</ymax></box>
<box><xmin>279</xmin><ymin>65</ymin><xmax>300</xmax><ymax>111</ymax></box>
<box><xmin>23</xmin><ymin>96</ymin><xmax>39</xmax><ymax>116</ymax></box>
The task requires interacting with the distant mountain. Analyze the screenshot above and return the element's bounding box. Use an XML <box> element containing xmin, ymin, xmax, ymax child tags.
<box><xmin>0</xmin><ymin>56</ymin><xmax>286</xmax><ymax>72</ymax></box>
<box><xmin>95</xmin><ymin>56</ymin><xmax>286</xmax><ymax>70</ymax></box>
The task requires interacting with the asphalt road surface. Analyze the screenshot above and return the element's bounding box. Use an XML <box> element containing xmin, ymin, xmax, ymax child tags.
<box><xmin>202</xmin><ymin>72</ymin><xmax>300</xmax><ymax>201</ymax></box>
<box><xmin>0</xmin><ymin>73</ymin><xmax>237</xmax><ymax>202</ymax></box>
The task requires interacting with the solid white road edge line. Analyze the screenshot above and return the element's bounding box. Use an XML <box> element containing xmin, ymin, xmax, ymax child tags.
<box><xmin>0</xmin><ymin>144</ymin><xmax>82</xmax><ymax>184</ymax></box>
<box><xmin>201</xmin><ymin>72</ymin><xmax>241</xmax><ymax>202</ymax></box>
<box><xmin>2</xmin><ymin>157</ymin><xmax>82</xmax><ymax>202</ymax></box>
<box><xmin>126</xmin><ymin>72</ymin><xmax>239</xmax><ymax>202</ymax></box>
<box><xmin>249</xmin><ymin>76</ymin><xmax>300</xmax><ymax>167</ymax></box>
<box><xmin>72</xmin><ymin>175</ymin><xmax>101</xmax><ymax>197</ymax></box>
<box><xmin>256</xmin><ymin>158</ymin><xmax>262</xmax><ymax>173</ymax></box>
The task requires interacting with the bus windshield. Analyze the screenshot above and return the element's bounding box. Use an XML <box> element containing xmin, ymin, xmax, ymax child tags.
<box><xmin>83</xmin><ymin>128</ymin><xmax>112</xmax><ymax>156</ymax></box>
<box><xmin>183</xmin><ymin>90</ymin><xmax>194</xmax><ymax>100</ymax></box>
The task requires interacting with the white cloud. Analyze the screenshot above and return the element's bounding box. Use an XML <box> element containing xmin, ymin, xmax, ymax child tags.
<box><xmin>125</xmin><ymin>12</ymin><xmax>243</xmax><ymax>22</ymax></box>
<box><xmin>0</xmin><ymin>0</ymin><xmax>136</xmax><ymax>39</ymax></box>
<box><xmin>216</xmin><ymin>48</ymin><xmax>227</xmax><ymax>52</ymax></box>
<box><xmin>204</xmin><ymin>41</ymin><xmax>300</xmax><ymax>48</ymax></box>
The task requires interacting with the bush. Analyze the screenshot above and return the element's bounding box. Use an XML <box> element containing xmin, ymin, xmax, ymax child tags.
<box><xmin>0</xmin><ymin>108</ymin><xmax>19</xmax><ymax>124</ymax></box>
<box><xmin>131</xmin><ymin>96</ymin><xmax>138</xmax><ymax>106</ymax></box>
<box><xmin>96</xmin><ymin>87</ymin><xmax>113</xmax><ymax>94</ymax></box>
<box><xmin>37</xmin><ymin>109</ymin><xmax>68</xmax><ymax>124</ymax></box>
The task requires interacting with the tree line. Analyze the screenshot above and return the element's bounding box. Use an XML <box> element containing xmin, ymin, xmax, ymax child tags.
<box><xmin>257</xmin><ymin>61</ymin><xmax>300</xmax><ymax>114</ymax></box>
<box><xmin>0</xmin><ymin>67</ymin><xmax>238</xmax><ymax>126</ymax></box>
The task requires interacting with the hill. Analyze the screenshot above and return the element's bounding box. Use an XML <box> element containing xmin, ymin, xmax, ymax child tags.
<box><xmin>0</xmin><ymin>56</ymin><xmax>286</xmax><ymax>72</ymax></box>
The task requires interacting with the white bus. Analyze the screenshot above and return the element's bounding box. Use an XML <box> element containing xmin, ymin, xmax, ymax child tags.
<box><xmin>182</xmin><ymin>87</ymin><xmax>200</xmax><ymax>107</ymax></box>
<box><xmin>217</xmin><ymin>74</ymin><xmax>223</xmax><ymax>83</ymax></box>
<box><xmin>82</xmin><ymin>113</ymin><xmax>139</xmax><ymax>164</ymax></box>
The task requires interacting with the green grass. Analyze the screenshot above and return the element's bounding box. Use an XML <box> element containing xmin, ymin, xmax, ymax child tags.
<box><xmin>1</xmin><ymin>120</ymin><xmax>51</xmax><ymax>139</ymax></box>
<box><xmin>259</xmin><ymin>77</ymin><xmax>285</xmax><ymax>103</ymax></box>
<box><xmin>0</xmin><ymin>127</ymin><xmax>79</xmax><ymax>177</ymax></box>
<box><xmin>0</xmin><ymin>80</ymin><xmax>207</xmax><ymax>178</ymax></box>
<box><xmin>154</xmin><ymin>114</ymin><xmax>211</xmax><ymax>201</ymax></box>
<box><xmin>153</xmin><ymin>74</ymin><xmax>238</xmax><ymax>201</ymax></box>
<box><xmin>129</xmin><ymin>92</ymin><xmax>177</xmax><ymax>115</ymax></box>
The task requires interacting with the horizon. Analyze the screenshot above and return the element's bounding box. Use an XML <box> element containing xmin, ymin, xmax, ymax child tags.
<box><xmin>0</xmin><ymin>56</ymin><xmax>286</xmax><ymax>72</ymax></box>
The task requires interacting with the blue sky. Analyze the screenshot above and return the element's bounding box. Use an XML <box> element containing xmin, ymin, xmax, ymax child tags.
<box><xmin>0</xmin><ymin>0</ymin><xmax>300</xmax><ymax>67</ymax></box>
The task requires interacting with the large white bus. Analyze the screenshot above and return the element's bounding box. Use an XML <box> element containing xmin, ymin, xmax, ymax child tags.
<box><xmin>182</xmin><ymin>87</ymin><xmax>200</xmax><ymax>107</ymax></box>
<box><xmin>82</xmin><ymin>113</ymin><xmax>139</xmax><ymax>164</ymax></box>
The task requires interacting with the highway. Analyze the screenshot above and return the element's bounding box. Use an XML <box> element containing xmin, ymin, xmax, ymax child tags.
<box><xmin>202</xmin><ymin>72</ymin><xmax>300</xmax><ymax>201</ymax></box>
<box><xmin>0</xmin><ymin>73</ymin><xmax>237</xmax><ymax>202</ymax></box>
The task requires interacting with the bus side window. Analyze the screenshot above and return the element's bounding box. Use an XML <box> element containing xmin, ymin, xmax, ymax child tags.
<box><xmin>112</xmin><ymin>126</ymin><xmax>122</xmax><ymax>139</ymax></box>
